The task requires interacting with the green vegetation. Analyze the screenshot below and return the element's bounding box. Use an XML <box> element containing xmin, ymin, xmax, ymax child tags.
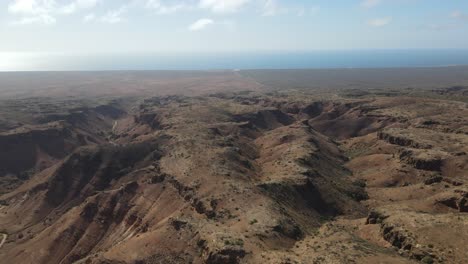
<box><xmin>421</xmin><ymin>256</ymin><xmax>434</xmax><ymax>264</ymax></box>
<box><xmin>249</xmin><ymin>219</ymin><xmax>258</xmax><ymax>225</ymax></box>
<box><xmin>224</xmin><ymin>238</ymin><xmax>244</xmax><ymax>247</ymax></box>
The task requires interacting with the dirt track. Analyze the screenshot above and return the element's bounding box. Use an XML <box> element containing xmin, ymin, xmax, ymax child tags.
<box><xmin>0</xmin><ymin>234</ymin><xmax>7</xmax><ymax>249</ymax></box>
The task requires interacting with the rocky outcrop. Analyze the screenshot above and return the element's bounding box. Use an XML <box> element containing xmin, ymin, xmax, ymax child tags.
<box><xmin>134</xmin><ymin>113</ymin><xmax>162</xmax><ymax>129</ymax></box>
<box><xmin>399</xmin><ymin>149</ymin><xmax>449</xmax><ymax>171</ymax></box>
<box><xmin>272</xmin><ymin>218</ymin><xmax>304</xmax><ymax>240</ymax></box>
<box><xmin>381</xmin><ymin>223</ymin><xmax>437</xmax><ymax>261</ymax></box>
<box><xmin>442</xmin><ymin>178</ymin><xmax>464</xmax><ymax>186</ymax></box>
<box><xmin>365</xmin><ymin>210</ymin><xmax>388</xmax><ymax>224</ymax></box>
<box><xmin>205</xmin><ymin>247</ymin><xmax>246</xmax><ymax>264</ymax></box>
<box><xmin>169</xmin><ymin>218</ymin><xmax>189</xmax><ymax>231</ymax></box>
<box><xmin>381</xmin><ymin>224</ymin><xmax>414</xmax><ymax>252</ymax></box>
<box><xmin>424</xmin><ymin>175</ymin><xmax>443</xmax><ymax>185</ymax></box>
<box><xmin>436</xmin><ymin>191</ymin><xmax>468</xmax><ymax>212</ymax></box>
<box><xmin>378</xmin><ymin>130</ymin><xmax>432</xmax><ymax>149</ymax></box>
<box><xmin>366</xmin><ymin>214</ymin><xmax>437</xmax><ymax>262</ymax></box>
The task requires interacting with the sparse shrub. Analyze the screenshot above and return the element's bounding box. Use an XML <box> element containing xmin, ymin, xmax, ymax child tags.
<box><xmin>421</xmin><ymin>256</ymin><xmax>434</xmax><ymax>264</ymax></box>
<box><xmin>249</xmin><ymin>219</ymin><xmax>258</xmax><ymax>225</ymax></box>
<box><xmin>18</xmin><ymin>169</ymin><xmax>34</xmax><ymax>180</ymax></box>
<box><xmin>224</xmin><ymin>238</ymin><xmax>244</xmax><ymax>247</ymax></box>
<box><xmin>352</xmin><ymin>179</ymin><xmax>367</xmax><ymax>188</ymax></box>
<box><xmin>273</xmin><ymin>219</ymin><xmax>304</xmax><ymax>240</ymax></box>
<box><xmin>346</xmin><ymin>186</ymin><xmax>369</xmax><ymax>201</ymax></box>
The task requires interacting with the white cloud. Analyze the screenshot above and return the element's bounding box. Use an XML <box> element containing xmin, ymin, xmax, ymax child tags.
<box><xmin>60</xmin><ymin>0</ymin><xmax>99</xmax><ymax>14</ymax></box>
<box><xmin>260</xmin><ymin>0</ymin><xmax>315</xmax><ymax>17</ymax></box>
<box><xmin>361</xmin><ymin>0</ymin><xmax>381</xmax><ymax>8</ymax></box>
<box><xmin>145</xmin><ymin>0</ymin><xmax>190</xmax><ymax>14</ymax></box>
<box><xmin>368</xmin><ymin>17</ymin><xmax>391</xmax><ymax>27</ymax></box>
<box><xmin>11</xmin><ymin>14</ymin><xmax>56</xmax><ymax>25</ymax></box>
<box><xmin>7</xmin><ymin>0</ymin><xmax>320</xmax><ymax>26</ymax></box>
<box><xmin>199</xmin><ymin>0</ymin><xmax>250</xmax><ymax>13</ymax></box>
<box><xmin>8</xmin><ymin>0</ymin><xmax>99</xmax><ymax>14</ymax></box>
<box><xmin>189</xmin><ymin>18</ymin><xmax>214</xmax><ymax>31</ymax></box>
<box><xmin>262</xmin><ymin>0</ymin><xmax>277</xmax><ymax>16</ymax></box>
<box><xmin>144</xmin><ymin>0</ymin><xmax>303</xmax><ymax>15</ymax></box>
<box><xmin>100</xmin><ymin>6</ymin><xmax>127</xmax><ymax>24</ymax></box>
<box><xmin>8</xmin><ymin>0</ymin><xmax>99</xmax><ymax>25</ymax></box>
<box><xmin>8</xmin><ymin>0</ymin><xmax>54</xmax><ymax>15</ymax></box>
<box><xmin>83</xmin><ymin>6</ymin><xmax>129</xmax><ymax>24</ymax></box>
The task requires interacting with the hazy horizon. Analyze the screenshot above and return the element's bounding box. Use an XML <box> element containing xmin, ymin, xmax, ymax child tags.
<box><xmin>2</xmin><ymin>49</ymin><xmax>468</xmax><ymax>71</ymax></box>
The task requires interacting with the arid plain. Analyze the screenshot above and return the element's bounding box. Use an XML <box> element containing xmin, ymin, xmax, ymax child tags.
<box><xmin>0</xmin><ymin>68</ymin><xmax>467</xmax><ymax>264</ymax></box>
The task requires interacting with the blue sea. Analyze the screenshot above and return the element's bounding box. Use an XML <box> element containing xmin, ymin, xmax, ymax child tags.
<box><xmin>2</xmin><ymin>50</ymin><xmax>468</xmax><ymax>71</ymax></box>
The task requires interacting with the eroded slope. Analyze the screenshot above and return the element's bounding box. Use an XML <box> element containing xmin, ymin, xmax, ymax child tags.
<box><xmin>0</xmin><ymin>91</ymin><xmax>466</xmax><ymax>264</ymax></box>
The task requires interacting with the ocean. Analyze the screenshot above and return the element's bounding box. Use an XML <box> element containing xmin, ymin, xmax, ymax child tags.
<box><xmin>2</xmin><ymin>50</ymin><xmax>468</xmax><ymax>71</ymax></box>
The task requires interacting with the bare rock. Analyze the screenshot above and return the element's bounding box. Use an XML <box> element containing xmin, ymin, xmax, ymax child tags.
<box><xmin>436</xmin><ymin>191</ymin><xmax>468</xmax><ymax>212</ymax></box>
<box><xmin>206</xmin><ymin>247</ymin><xmax>246</xmax><ymax>264</ymax></box>
<box><xmin>399</xmin><ymin>149</ymin><xmax>450</xmax><ymax>171</ymax></box>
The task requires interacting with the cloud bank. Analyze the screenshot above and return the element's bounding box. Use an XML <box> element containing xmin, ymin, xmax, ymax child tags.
<box><xmin>8</xmin><ymin>0</ymin><xmax>99</xmax><ymax>24</ymax></box>
<box><xmin>189</xmin><ymin>18</ymin><xmax>214</xmax><ymax>31</ymax></box>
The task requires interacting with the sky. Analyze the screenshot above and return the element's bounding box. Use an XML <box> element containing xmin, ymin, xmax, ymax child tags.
<box><xmin>0</xmin><ymin>0</ymin><xmax>468</xmax><ymax>54</ymax></box>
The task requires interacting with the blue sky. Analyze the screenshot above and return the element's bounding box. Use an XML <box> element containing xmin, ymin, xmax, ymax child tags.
<box><xmin>1</xmin><ymin>0</ymin><xmax>468</xmax><ymax>53</ymax></box>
